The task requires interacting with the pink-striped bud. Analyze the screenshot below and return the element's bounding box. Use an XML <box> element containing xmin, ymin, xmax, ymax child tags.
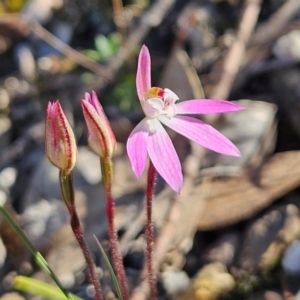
<box><xmin>45</xmin><ymin>101</ymin><xmax>77</xmax><ymax>171</ymax></box>
<box><xmin>81</xmin><ymin>91</ymin><xmax>116</xmax><ymax>158</ymax></box>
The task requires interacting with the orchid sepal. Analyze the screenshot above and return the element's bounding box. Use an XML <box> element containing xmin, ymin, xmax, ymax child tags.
<box><xmin>45</xmin><ymin>101</ymin><xmax>77</xmax><ymax>172</ymax></box>
<box><xmin>81</xmin><ymin>91</ymin><xmax>116</xmax><ymax>159</ymax></box>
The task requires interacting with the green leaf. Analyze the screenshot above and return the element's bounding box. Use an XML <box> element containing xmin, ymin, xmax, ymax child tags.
<box><xmin>81</xmin><ymin>72</ymin><xmax>96</xmax><ymax>84</ymax></box>
<box><xmin>83</xmin><ymin>49</ymin><xmax>101</xmax><ymax>62</ymax></box>
<box><xmin>0</xmin><ymin>204</ymin><xmax>74</xmax><ymax>300</ymax></box>
<box><xmin>95</xmin><ymin>35</ymin><xmax>114</xmax><ymax>60</ymax></box>
<box><xmin>93</xmin><ymin>235</ymin><xmax>123</xmax><ymax>300</ymax></box>
<box><xmin>109</xmin><ymin>33</ymin><xmax>122</xmax><ymax>51</ymax></box>
<box><xmin>14</xmin><ymin>276</ymin><xmax>83</xmax><ymax>300</ymax></box>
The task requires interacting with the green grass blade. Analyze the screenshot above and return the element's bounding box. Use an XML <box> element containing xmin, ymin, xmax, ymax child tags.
<box><xmin>93</xmin><ymin>235</ymin><xmax>123</xmax><ymax>300</ymax></box>
<box><xmin>14</xmin><ymin>276</ymin><xmax>83</xmax><ymax>300</ymax></box>
<box><xmin>0</xmin><ymin>204</ymin><xmax>74</xmax><ymax>300</ymax></box>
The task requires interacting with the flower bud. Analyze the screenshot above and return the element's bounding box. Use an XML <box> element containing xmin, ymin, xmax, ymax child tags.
<box><xmin>45</xmin><ymin>101</ymin><xmax>77</xmax><ymax>171</ymax></box>
<box><xmin>81</xmin><ymin>91</ymin><xmax>116</xmax><ymax>158</ymax></box>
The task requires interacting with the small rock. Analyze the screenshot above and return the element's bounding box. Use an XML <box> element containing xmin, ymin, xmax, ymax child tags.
<box><xmin>161</xmin><ymin>270</ymin><xmax>190</xmax><ymax>295</ymax></box>
<box><xmin>57</xmin><ymin>272</ymin><xmax>75</xmax><ymax>289</ymax></box>
<box><xmin>0</xmin><ymin>293</ymin><xmax>25</xmax><ymax>300</ymax></box>
<box><xmin>179</xmin><ymin>263</ymin><xmax>235</xmax><ymax>300</ymax></box>
<box><xmin>0</xmin><ymin>238</ymin><xmax>7</xmax><ymax>268</ymax></box>
<box><xmin>273</xmin><ymin>30</ymin><xmax>300</xmax><ymax>60</ymax></box>
<box><xmin>0</xmin><ymin>189</ymin><xmax>7</xmax><ymax>206</ymax></box>
<box><xmin>0</xmin><ymin>117</ymin><xmax>11</xmax><ymax>157</ymax></box>
<box><xmin>0</xmin><ymin>167</ymin><xmax>17</xmax><ymax>189</ymax></box>
<box><xmin>0</xmin><ymin>89</ymin><xmax>10</xmax><ymax>111</ymax></box>
<box><xmin>282</xmin><ymin>240</ymin><xmax>300</xmax><ymax>275</ymax></box>
<box><xmin>14</xmin><ymin>43</ymin><xmax>35</xmax><ymax>80</ymax></box>
<box><xmin>21</xmin><ymin>0</ymin><xmax>63</xmax><ymax>24</ymax></box>
<box><xmin>22</xmin><ymin>198</ymin><xmax>68</xmax><ymax>247</ymax></box>
<box><xmin>237</xmin><ymin>204</ymin><xmax>300</xmax><ymax>272</ymax></box>
<box><xmin>259</xmin><ymin>204</ymin><xmax>300</xmax><ymax>270</ymax></box>
<box><xmin>76</xmin><ymin>147</ymin><xmax>101</xmax><ymax>185</ymax></box>
<box><xmin>201</xmin><ymin>231</ymin><xmax>241</xmax><ymax>266</ymax></box>
<box><xmin>295</xmin><ymin>289</ymin><xmax>300</xmax><ymax>300</ymax></box>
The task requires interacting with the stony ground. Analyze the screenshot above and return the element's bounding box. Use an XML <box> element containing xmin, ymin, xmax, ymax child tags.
<box><xmin>1</xmin><ymin>0</ymin><xmax>300</xmax><ymax>299</ymax></box>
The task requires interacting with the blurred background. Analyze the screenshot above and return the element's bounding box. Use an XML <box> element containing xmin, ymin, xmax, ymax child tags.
<box><xmin>1</xmin><ymin>0</ymin><xmax>300</xmax><ymax>299</ymax></box>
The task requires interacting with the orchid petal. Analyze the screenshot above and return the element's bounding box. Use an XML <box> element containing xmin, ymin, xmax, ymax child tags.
<box><xmin>85</xmin><ymin>91</ymin><xmax>103</xmax><ymax>116</ymax></box>
<box><xmin>136</xmin><ymin>45</ymin><xmax>151</xmax><ymax>101</ymax></box>
<box><xmin>175</xmin><ymin>100</ymin><xmax>244</xmax><ymax>115</ymax></box>
<box><xmin>147</xmin><ymin>119</ymin><xmax>182</xmax><ymax>192</ymax></box>
<box><xmin>143</xmin><ymin>97</ymin><xmax>164</xmax><ymax>117</ymax></box>
<box><xmin>163</xmin><ymin>88</ymin><xmax>179</xmax><ymax>104</ymax></box>
<box><xmin>159</xmin><ymin>115</ymin><xmax>240</xmax><ymax>156</ymax></box>
<box><xmin>127</xmin><ymin>118</ymin><xmax>149</xmax><ymax>178</ymax></box>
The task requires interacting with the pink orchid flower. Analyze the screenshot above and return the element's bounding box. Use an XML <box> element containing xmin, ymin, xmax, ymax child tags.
<box><xmin>127</xmin><ymin>45</ymin><xmax>244</xmax><ymax>192</ymax></box>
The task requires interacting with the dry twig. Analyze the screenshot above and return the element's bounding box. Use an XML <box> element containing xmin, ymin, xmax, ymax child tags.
<box><xmin>112</xmin><ymin>0</ymin><xmax>126</xmax><ymax>39</ymax></box>
<box><xmin>232</xmin><ymin>0</ymin><xmax>300</xmax><ymax>92</ymax></box>
<box><xmin>247</xmin><ymin>0</ymin><xmax>300</xmax><ymax>63</ymax></box>
<box><xmin>89</xmin><ymin>0</ymin><xmax>177</xmax><ymax>92</ymax></box>
<box><xmin>209</xmin><ymin>0</ymin><xmax>262</xmax><ymax>100</ymax></box>
<box><xmin>0</xmin><ymin>14</ymin><xmax>107</xmax><ymax>76</ymax></box>
<box><xmin>0</xmin><ymin>0</ymin><xmax>177</xmax><ymax>93</ymax></box>
<box><xmin>30</xmin><ymin>22</ymin><xmax>107</xmax><ymax>76</ymax></box>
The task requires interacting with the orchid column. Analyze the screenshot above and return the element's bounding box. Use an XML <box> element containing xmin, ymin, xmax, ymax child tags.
<box><xmin>127</xmin><ymin>45</ymin><xmax>244</xmax><ymax>299</ymax></box>
<box><xmin>45</xmin><ymin>101</ymin><xmax>103</xmax><ymax>300</ymax></box>
<box><xmin>82</xmin><ymin>92</ymin><xmax>129</xmax><ymax>300</ymax></box>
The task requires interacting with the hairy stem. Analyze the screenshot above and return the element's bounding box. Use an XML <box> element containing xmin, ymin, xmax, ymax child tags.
<box><xmin>101</xmin><ymin>158</ymin><xmax>129</xmax><ymax>300</ymax></box>
<box><xmin>59</xmin><ymin>170</ymin><xmax>103</xmax><ymax>300</ymax></box>
<box><xmin>145</xmin><ymin>161</ymin><xmax>157</xmax><ymax>300</ymax></box>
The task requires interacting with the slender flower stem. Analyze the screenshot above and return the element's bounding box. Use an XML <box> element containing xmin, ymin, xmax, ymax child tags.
<box><xmin>145</xmin><ymin>160</ymin><xmax>157</xmax><ymax>300</ymax></box>
<box><xmin>59</xmin><ymin>170</ymin><xmax>103</xmax><ymax>300</ymax></box>
<box><xmin>100</xmin><ymin>157</ymin><xmax>129</xmax><ymax>300</ymax></box>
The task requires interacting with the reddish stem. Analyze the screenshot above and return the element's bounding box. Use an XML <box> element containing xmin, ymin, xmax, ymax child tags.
<box><xmin>70</xmin><ymin>209</ymin><xmax>103</xmax><ymax>300</ymax></box>
<box><xmin>101</xmin><ymin>158</ymin><xmax>129</xmax><ymax>300</ymax></box>
<box><xmin>106</xmin><ymin>191</ymin><xmax>130</xmax><ymax>300</ymax></box>
<box><xmin>146</xmin><ymin>161</ymin><xmax>157</xmax><ymax>300</ymax></box>
<box><xmin>59</xmin><ymin>170</ymin><xmax>103</xmax><ymax>300</ymax></box>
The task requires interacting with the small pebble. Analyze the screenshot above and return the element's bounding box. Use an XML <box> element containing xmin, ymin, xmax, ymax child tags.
<box><xmin>161</xmin><ymin>270</ymin><xmax>190</xmax><ymax>294</ymax></box>
<box><xmin>282</xmin><ymin>240</ymin><xmax>300</xmax><ymax>275</ymax></box>
<box><xmin>0</xmin><ymin>167</ymin><xmax>17</xmax><ymax>189</ymax></box>
<box><xmin>273</xmin><ymin>30</ymin><xmax>300</xmax><ymax>60</ymax></box>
